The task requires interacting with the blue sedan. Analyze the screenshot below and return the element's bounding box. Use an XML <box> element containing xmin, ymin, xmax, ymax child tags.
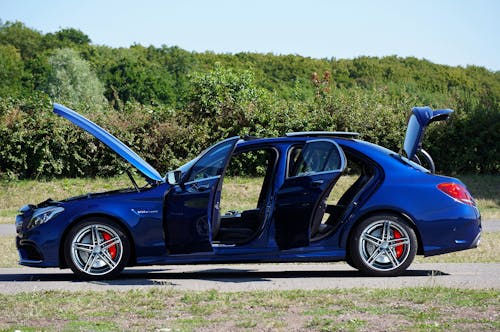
<box><xmin>15</xmin><ymin>104</ymin><xmax>481</xmax><ymax>279</ymax></box>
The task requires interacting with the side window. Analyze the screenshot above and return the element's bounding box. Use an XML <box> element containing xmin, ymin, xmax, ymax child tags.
<box><xmin>288</xmin><ymin>141</ymin><xmax>343</xmax><ymax>177</ymax></box>
<box><xmin>288</xmin><ymin>146</ymin><xmax>302</xmax><ymax>177</ymax></box>
<box><xmin>187</xmin><ymin>139</ymin><xmax>236</xmax><ymax>182</ymax></box>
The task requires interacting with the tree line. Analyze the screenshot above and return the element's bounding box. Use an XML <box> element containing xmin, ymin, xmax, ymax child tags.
<box><xmin>0</xmin><ymin>20</ymin><xmax>498</xmax><ymax>179</ymax></box>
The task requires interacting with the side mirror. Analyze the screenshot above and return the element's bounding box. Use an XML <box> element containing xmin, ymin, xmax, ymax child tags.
<box><xmin>166</xmin><ymin>170</ymin><xmax>182</xmax><ymax>185</ymax></box>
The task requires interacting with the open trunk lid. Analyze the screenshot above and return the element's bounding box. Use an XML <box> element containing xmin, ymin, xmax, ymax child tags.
<box><xmin>403</xmin><ymin>106</ymin><xmax>453</xmax><ymax>161</ymax></box>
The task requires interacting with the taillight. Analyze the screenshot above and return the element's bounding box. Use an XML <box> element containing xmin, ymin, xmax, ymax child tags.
<box><xmin>437</xmin><ymin>183</ymin><xmax>475</xmax><ymax>206</ymax></box>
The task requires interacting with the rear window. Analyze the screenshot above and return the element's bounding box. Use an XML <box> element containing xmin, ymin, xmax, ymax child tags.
<box><xmin>392</xmin><ymin>154</ymin><xmax>430</xmax><ymax>173</ymax></box>
<box><xmin>288</xmin><ymin>141</ymin><xmax>343</xmax><ymax>177</ymax></box>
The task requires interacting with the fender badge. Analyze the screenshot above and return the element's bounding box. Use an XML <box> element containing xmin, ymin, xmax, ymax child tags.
<box><xmin>131</xmin><ymin>209</ymin><xmax>159</xmax><ymax>216</ymax></box>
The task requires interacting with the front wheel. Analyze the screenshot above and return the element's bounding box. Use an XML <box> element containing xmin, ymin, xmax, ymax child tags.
<box><xmin>63</xmin><ymin>218</ymin><xmax>130</xmax><ymax>280</ymax></box>
<box><xmin>349</xmin><ymin>215</ymin><xmax>417</xmax><ymax>277</ymax></box>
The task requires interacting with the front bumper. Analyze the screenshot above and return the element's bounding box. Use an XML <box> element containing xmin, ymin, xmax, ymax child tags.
<box><xmin>16</xmin><ymin>237</ymin><xmax>44</xmax><ymax>266</ymax></box>
<box><xmin>15</xmin><ymin>207</ymin><xmax>61</xmax><ymax>267</ymax></box>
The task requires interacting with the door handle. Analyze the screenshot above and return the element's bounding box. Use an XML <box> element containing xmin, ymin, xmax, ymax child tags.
<box><xmin>312</xmin><ymin>179</ymin><xmax>324</xmax><ymax>187</ymax></box>
<box><xmin>196</xmin><ymin>184</ymin><xmax>210</xmax><ymax>192</ymax></box>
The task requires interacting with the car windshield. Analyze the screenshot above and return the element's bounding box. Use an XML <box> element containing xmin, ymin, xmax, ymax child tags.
<box><xmin>174</xmin><ymin>141</ymin><xmax>226</xmax><ymax>175</ymax></box>
<box><xmin>177</xmin><ymin>157</ymin><xmax>198</xmax><ymax>174</ymax></box>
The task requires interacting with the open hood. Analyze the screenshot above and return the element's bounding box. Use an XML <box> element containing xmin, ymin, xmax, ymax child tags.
<box><xmin>53</xmin><ymin>103</ymin><xmax>164</xmax><ymax>183</ymax></box>
<box><xmin>403</xmin><ymin>106</ymin><xmax>453</xmax><ymax>160</ymax></box>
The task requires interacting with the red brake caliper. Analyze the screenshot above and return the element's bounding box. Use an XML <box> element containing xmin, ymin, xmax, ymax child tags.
<box><xmin>102</xmin><ymin>232</ymin><xmax>117</xmax><ymax>259</ymax></box>
<box><xmin>393</xmin><ymin>229</ymin><xmax>403</xmax><ymax>258</ymax></box>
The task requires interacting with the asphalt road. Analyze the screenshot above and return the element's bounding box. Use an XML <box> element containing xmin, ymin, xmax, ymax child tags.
<box><xmin>0</xmin><ymin>224</ymin><xmax>14</xmax><ymax>236</ymax></box>
<box><xmin>0</xmin><ymin>262</ymin><xmax>498</xmax><ymax>294</ymax></box>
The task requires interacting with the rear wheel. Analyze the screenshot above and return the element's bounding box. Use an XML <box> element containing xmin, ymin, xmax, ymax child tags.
<box><xmin>64</xmin><ymin>218</ymin><xmax>130</xmax><ymax>280</ymax></box>
<box><xmin>349</xmin><ymin>215</ymin><xmax>417</xmax><ymax>277</ymax></box>
<box><xmin>345</xmin><ymin>253</ymin><xmax>356</xmax><ymax>270</ymax></box>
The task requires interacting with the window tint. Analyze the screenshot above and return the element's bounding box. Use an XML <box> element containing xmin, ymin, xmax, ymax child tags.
<box><xmin>187</xmin><ymin>140</ymin><xmax>235</xmax><ymax>182</ymax></box>
<box><xmin>395</xmin><ymin>154</ymin><xmax>430</xmax><ymax>173</ymax></box>
<box><xmin>287</xmin><ymin>146</ymin><xmax>303</xmax><ymax>177</ymax></box>
<box><xmin>289</xmin><ymin>141</ymin><xmax>342</xmax><ymax>177</ymax></box>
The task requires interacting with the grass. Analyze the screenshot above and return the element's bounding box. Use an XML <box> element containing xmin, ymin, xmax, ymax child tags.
<box><xmin>0</xmin><ymin>287</ymin><xmax>497</xmax><ymax>331</ymax></box>
<box><xmin>0</xmin><ymin>175</ymin><xmax>134</xmax><ymax>224</ymax></box>
<box><xmin>1</xmin><ymin>174</ymin><xmax>497</xmax><ymax>225</ymax></box>
<box><xmin>220</xmin><ymin>174</ymin><xmax>358</xmax><ymax>212</ymax></box>
<box><xmin>0</xmin><ymin>236</ymin><xmax>18</xmax><ymax>268</ymax></box>
<box><xmin>459</xmin><ymin>174</ymin><xmax>500</xmax><ymax>219</ymax></box>
<box><xmin>220</xmin><ymin>176</ymin><xmax>264</xmax><ymax>212</ymax></box>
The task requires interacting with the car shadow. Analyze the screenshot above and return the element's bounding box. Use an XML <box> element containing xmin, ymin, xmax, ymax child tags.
<box><xmin>0</xmin><ymin>268</ymin><xmax>449</xmax><ymax>286</ymax></box>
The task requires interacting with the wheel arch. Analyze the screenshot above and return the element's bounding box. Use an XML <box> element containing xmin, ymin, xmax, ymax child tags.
<box><xmin>58</xmin><ymin>213</ymin><xmax>136</xmax><ymax>268</ymax></box>
<box><xmin>344</xmin><ymin>209</ymin><xmax>424</xmax><ymax>259</ymax></box>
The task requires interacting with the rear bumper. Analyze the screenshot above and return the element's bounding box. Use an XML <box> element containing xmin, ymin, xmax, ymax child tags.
<box><xmin>422</xmin><ymin>213</ymin><xmax>482</xmax><ymax>257</ymax></box>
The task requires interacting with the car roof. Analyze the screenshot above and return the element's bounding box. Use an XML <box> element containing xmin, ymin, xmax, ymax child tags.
<box><xmin>236</xmin><ymin>133</ymin><xmax>359</xmax><ymax>149</ymax></box>
<box><xmin>236</xmin><ymin>135</ymin><xmax>393</xmax><ymax>165</ymax></box>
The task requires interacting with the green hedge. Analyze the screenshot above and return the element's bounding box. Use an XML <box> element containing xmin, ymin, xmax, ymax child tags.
<box><xmin>1</xmin><ymin>75</ymin><xmax>497</xmax><ymax>180</ymax></box>
<box><xmin>0</xmin><ymin>96</ymin><xmax>203</xmax><ymax>179</ymax></box>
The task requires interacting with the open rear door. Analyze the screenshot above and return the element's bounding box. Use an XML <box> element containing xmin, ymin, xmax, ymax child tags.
<box><xmin>275</xmin><ymin>140</ymin><xmax>346</xmax><ymax>250</ymax></box>
<box><xmin>164</xmin><ymin>137</ymin><xmax>239</xmax><ymax>254</ymax></box>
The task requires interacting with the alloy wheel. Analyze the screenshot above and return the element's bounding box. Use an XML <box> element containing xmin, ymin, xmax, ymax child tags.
<box><xmin>359</xmin><ymin>219</ymin><xmax>411</xmax><ymax>271</ymax></box>
<box><xmin>350</xmin><ymin>215</ymin><xmax>417</xmax><ymax>276</ymax></box>
<box><xmin>70</xmin><ymin>223</ymin><xmax>124</xmax><ymax>276</ymax></box>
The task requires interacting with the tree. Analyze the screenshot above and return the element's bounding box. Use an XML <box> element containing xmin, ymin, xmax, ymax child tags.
<box><xmin>0</xmin><ymin>20</ymin><xmax>43</xmax><ymax>60</ymax></box>
<box><xmin>43</xmin><ymin>28</ymin><xmax>92</xmax><ymax>49</ymax></box>
<box><xmin>45</xmin><ymin>48</ymin><xmax>106</xmax><ymax>110</ymax></box>
<box><xmin>92</xmin><ymin>45</ymin><xmax>176</xmax><ymax>107</ymax></box>
<box><xmin>0</xmin><ymin>44</ymin><xmax>24</xmax><ymax>97</ymax></box>
<box><xmin>55</xmin><ymin>28</ymin><xmax>91</xmax><ymax>45</ymax></box>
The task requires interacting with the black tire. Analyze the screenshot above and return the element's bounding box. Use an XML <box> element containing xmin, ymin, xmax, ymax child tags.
<box><xmin>345</xmin><ymin>253</ymin><xmax>357</xmax><ymax>270</ymax></box>
<box><xmin>349</xmin><ymin>214</ymin><xmax>417</xmax><ymax>277</ymax></box>
<box><xmin>63</xmin><ymin>217</ymin><xmax>130</xmax><ymax>280</ymax></box>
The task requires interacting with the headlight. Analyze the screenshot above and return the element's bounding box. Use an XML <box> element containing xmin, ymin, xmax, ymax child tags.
<box><xmin>28</xmin><ymin>206</ymin><xmax>64</xmax><ymax>230</ymax></box>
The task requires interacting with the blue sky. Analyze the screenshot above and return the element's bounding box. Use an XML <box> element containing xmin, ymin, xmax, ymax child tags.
<box><xmin>1</xmin><ymin>0</ymin><xmax>499</xmax><ymax>70</ymax></box>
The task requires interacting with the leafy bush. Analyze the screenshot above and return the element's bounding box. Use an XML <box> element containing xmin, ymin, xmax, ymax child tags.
<box><xmin>427</xmin><ymin>107</ymin><xmax>500</xmax><ymax>174</ymax></box>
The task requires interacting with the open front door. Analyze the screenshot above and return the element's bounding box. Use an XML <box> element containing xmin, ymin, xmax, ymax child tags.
<box><xmin>164</xmin><ymin>137</ymin><xmax>239</xmax><ymax>254</ymax></box>
<box><xmin>275</xmin><ymin>140</ymin><xmax>346</xmax><ymax>250</ymax></box>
